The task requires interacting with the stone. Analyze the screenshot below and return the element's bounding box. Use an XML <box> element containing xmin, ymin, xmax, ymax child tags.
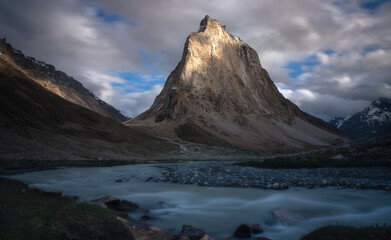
<box><xmin>137</xmin><ymin>208</ymin><xmax>150</xmax><ymax>214</ymax></box>
<box><xmin>114</xmin><ymin>199</ymin><xmax>140</xmax><ymax>211</ymax></box>
<box><xmin>220</xmin><ymin>234</ymin><xmax>231</xmax><ymax>239</ymax></box>
<box><xmin>272</xmin><ymin>183</ymin><xmax>280</xmax><ymax>190</ymax></box>
<box><xmin>255</xmin><ymin>237</ymin><xmax>272</xmax><ymax>240</ymax></box>
<box><xmin>118</xmin><ymin>216</ymin><xmax>176</xmax><ymax>240</ymax></box>
<box><xmin>141</xmin><ymin>215</ymin><xmax>157</xmax><ymax>220</ymax></box>
<box><xmin>115</xmin><ymin>178</ymin><xmax>123</xmax><ymax>182</ymax></box>
<box><xmin>178</xmin><ymin>224</ymin><xmax>206</xmax><ymax>240</ymax></box>
<box><xmin>200</xmin><ymin>235</ymin><xmax>213</xmax><ymax>240</ymax></box>
<box><xmin>233</xmin><ymin>224</ymin><xmax>252</xmax><ymax>238</ymax></box>
<box><xmin>280</xmin><ymin>183</ymin><xmax>289</xmax><ymax>190</ymax></box>
<box><xmin>273</xmin><ymin>209</ymin><xmax>306</xmax><ymax>226</ymax></box>
<box><xmin>249</xmin><ymin>223</ymin><xmax>263</xmax><ymax>234</ymax></box>
<box><xmin>93</xmin><ymin>195</ymin><xmax>139</xmax><ymax>212</ymax></box>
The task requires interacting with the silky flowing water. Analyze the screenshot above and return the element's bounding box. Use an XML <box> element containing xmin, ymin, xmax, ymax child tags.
<box><xmin>5</xmin><ymin>164</ymin><xmax>391</xmax><ymax>240</ymax></box>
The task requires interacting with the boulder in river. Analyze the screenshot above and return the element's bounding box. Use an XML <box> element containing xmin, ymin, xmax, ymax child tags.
<box><xmin>249</xmin><ymin>223</ymin><xmax>263</xmax><ymax>234</ymax></box>
<box><xmin>233</xmin><ymin>224</ymin><xmax>252</xmax><ymax>238</ymax></box>
<box><xmin>272</xmin><ymin>183</ymin><xmax>280</xmax><ymax>190</ymax></box>
<box><xmin>141</xmin><ymin>214</ymin><xmax>157</xmax><ymax>221</ymax></box>
<box><xmin>273</xmin><ymin>209</ymin><xmax>305</xmax><ymax>226</ymax></box>
<box><xmin>178</xmin><ymin>224</ymin><xmax>206</xmax><ymax>240</ymax></box>
<box><xmin>200</xmin><ymin>235</ymin><xmax>213</xmax><ymax>240</ymax></box>
<box><xmin>92</xmin><ymin>195</ymin><xmax>139</xmax><ymax>212</ymax></box>
<box><xmin>117</xmin><ymin>216</ymin><xmax>176</xmax><ymax>240</ymax></box>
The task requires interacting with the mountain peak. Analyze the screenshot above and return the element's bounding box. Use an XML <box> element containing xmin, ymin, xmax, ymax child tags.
<box><xmin>127</xmin><ymin>16</ymin><xmax>346</xmax><ymax>152</ymax></box>
<box><xmin>335</xmin><ymin>97</ymin><xmax>391</xmax><ymax>140</ymax></box>
<box><xmin>374</xmin><ymin>97</ymin><xmax>391</xmax><ymax>106</ymax></box>
<box><xmin>197</xmin><ymin>15</ymin><xmax>224</xmax><ymax>33</ymax></box>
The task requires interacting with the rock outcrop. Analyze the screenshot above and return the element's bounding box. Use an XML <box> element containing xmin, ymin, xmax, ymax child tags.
<box><xmin>0</xmin><ymin>38</ymin><xmax>128</xmax><ymax>122</ymax></box>
<box><xmin>127</xmin><ymin>16</ymin><xmax>346</xmax><ymax>152</ymax></box>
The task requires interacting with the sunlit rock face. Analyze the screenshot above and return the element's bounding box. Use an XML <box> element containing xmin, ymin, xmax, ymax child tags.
<box><xmin>0</xmin><ymin>38</ymin><xmax>128</xmax><ymax>122</ymax></box>
<box><xmin>127</xmin><ymin>16</ymin><xmax>346</xmax><ymax>152</ymax></box>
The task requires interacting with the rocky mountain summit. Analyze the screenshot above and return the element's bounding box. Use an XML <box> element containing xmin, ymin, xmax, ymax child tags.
<box><xmin>127</xmin><ymin>16</ymin><xmax>346</xmax><ymax>152</ymax></box>
<box><xmin>330</xmin><ymin>98</ymin><xmax>391</xmax><ymax>140</ymax></box>
<box><xmin>0</xmin><ymin>38</ymin><xmax>128</xmax><ymax>122</ymax></box>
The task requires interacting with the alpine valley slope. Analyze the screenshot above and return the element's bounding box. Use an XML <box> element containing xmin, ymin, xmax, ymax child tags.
<box><xmin>0</xmin><ymin>38</ymin><xmax>128</xmax><ymax>122</ymax></box>
<box><xmin>127</xmin><ymin>16</ymin><xmax>346</xmax><ymax>152</ymax></box>
<box><xmin>0</xmin><ymin>50</ymin><xmax>178</xmax><ymax>160</ymax></box>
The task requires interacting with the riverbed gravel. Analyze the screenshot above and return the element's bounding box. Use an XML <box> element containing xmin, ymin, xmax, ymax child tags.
<box><xmin>143</xmin><ymin>161</ymin><xmax>391</xmax><ymax>191</ymax></box>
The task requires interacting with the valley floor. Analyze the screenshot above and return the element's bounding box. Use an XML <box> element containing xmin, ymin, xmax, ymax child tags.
<box><xmin>154</xmin><ymin>161</ymin><xmax>391</xmax><ymax>191</ymax></box>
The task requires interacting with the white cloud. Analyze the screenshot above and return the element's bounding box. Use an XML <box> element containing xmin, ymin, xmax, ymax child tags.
<box><xmin>111</xmin><ymin>84</ymin><xmax>164</xmax><ymax>117</ymax></box>
<box><xmin>279</xmin><ymin>87</ymin><xmax>370</xmax><ymax>120</ymax></box>
<box><xmin>0</xmin><ymin>0</ymin><xmax>390</xmax><ymax>120</ymax></box>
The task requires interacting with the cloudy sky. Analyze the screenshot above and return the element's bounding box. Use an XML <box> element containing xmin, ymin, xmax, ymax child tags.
<box><xmin>1</xmin><ymin>0</ymin><xmax>390</xmax><ymax>120</ymax></box>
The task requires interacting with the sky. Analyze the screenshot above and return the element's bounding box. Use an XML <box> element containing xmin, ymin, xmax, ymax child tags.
<box><xmin>1</xmin><ymin>0</ymin><xmax>390</xmax><ymax>121</ymax></box>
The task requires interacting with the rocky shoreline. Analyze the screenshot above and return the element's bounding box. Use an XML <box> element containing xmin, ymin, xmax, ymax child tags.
<box><xmin>141</xmin><ymin>161</ymin><xmax>391</xmax><ymax>191</ymax></box>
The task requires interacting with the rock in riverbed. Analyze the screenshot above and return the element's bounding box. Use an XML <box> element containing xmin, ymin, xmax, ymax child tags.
<box><xmin>92</xmin><ymin>195</ymin><xmax>139</xmax><ymax>212</ymax></box>
<box><xmin>234</xmin><ymin>224</ymin><xmax>252</xmax><ymax>238</ymax></box>
<box><xmin>156</xmin><ymin>161</ymin><xmax>391</xmax><ymax>191</ymax></box>
<box><xmin>273</xmin><ymin>209</ymin><xmax>306</xmax><ymax>226</ymax></box>
<box><xmin>178</xmin><ymin>224</ymin><xmax>207</xmax><ymax>240</ymax></box>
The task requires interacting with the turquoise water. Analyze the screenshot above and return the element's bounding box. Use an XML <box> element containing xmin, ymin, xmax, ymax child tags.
<box><xmin>5</xmin><ymin>164</ymin><xmax>391</xmax><ymax>240</ymax></box>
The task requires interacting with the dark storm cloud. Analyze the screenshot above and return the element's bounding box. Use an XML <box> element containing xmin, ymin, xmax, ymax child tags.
<box><xmin>1</xmin><ymin>0</ymin><xmax>390</xmax><ymax>119</ymax></box>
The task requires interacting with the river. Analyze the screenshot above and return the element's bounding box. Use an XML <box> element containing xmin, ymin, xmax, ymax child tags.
<box><xmin>4</xmin><ymin>163</ymin><xmax>391</xmax><ymax>240</ymax></box>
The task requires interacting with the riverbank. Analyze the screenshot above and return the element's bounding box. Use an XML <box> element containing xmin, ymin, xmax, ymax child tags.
<box><xmin>0</xmin><ymin>177</ymin><xmax>134</xmax><ymax>240</ymax></box>
<box><xmin>154</xmin><ymin>161</ymin><xmax>391</xmax><ymax>191</ymax></box>
<box><xmin>2</xmin><ymin>175</ymin><xmax>391</xmax><ymax>240</ymax></box>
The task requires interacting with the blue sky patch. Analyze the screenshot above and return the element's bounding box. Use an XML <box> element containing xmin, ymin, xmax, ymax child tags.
<box><xmin>138</xmin><ymin>50</ymin><xmax>166</xmax><ymax>71</ymax></box>
<box><xmin>94</xmin><ymin>8</ymin><xmax>121</xmax><ymax>23</ymax></box>
<box><xmin>323</xmin><ymin>49</ymin><xmax>335</xmax><ymax>55</ymax></box>
<box><xmin>92</xmin><ymin>6</ymin><xmax>137</xmax><ymax>25</ymax></box>
<box><xmin>362</xmin><ymin>44</ymin><xmax>381</xmax><ymax>55</ymax></box>
<box><xmin>111</xmin><ymin>71</ymin><xmax>166</xmax><ymax>93</ymax></box>
<box><xmin>284</xmin><ymin>54</ymin><xmax>321</xmax><ymax>78</ymax></box>
<box><xmin>361</xmin><ymin>0</ymin><xmax>390</xmax><ymax>10</ymax></box>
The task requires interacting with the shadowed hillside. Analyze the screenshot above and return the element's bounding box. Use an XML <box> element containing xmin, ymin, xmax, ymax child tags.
<box><xmin>0</xmin><ymin>55</ymin><xmax>178</xmax><ymax>160</ymax></box>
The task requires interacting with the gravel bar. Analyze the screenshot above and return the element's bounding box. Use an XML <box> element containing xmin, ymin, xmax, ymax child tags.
<box><xmin>144</xmin><ymin>161</ymin><xmax>391</xmax><ymax>191</ymax></box>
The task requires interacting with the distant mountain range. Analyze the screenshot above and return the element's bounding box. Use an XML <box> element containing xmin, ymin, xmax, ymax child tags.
<box><xmin>329</xmin><ymin>98</ymin><xmax>391</xmax><ymax>140</ymax></box>
<box><xmin>0</xmin><ymin>38</ymin><xmax>128</xmax><ymax>122</ymax></box>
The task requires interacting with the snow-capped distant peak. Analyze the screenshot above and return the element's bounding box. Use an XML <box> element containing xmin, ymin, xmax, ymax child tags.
<box><xmin>336</xmin><ymin>97</ymin><xmax>391</xmax><ymax>140</ymax></box>
<box><xmin>363</xmin><ymin>98</ymin><xmax>391</xmax><ymax>124</ymax></box>
<box><xmin>328</xmin><ymin>116</ymin><xmax>346</xmax><ymax>128</ymax></box>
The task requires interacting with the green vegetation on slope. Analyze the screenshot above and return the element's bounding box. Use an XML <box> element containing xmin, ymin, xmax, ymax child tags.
<box><xmin>0</xmin><ymin>177</ymin><xmax>134</xmax><ymax>240</ymax></box>
<box><xmin>301</xmin><ymin>224</ymin><xmax>391</xmax><ymax>240</ymax></box>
